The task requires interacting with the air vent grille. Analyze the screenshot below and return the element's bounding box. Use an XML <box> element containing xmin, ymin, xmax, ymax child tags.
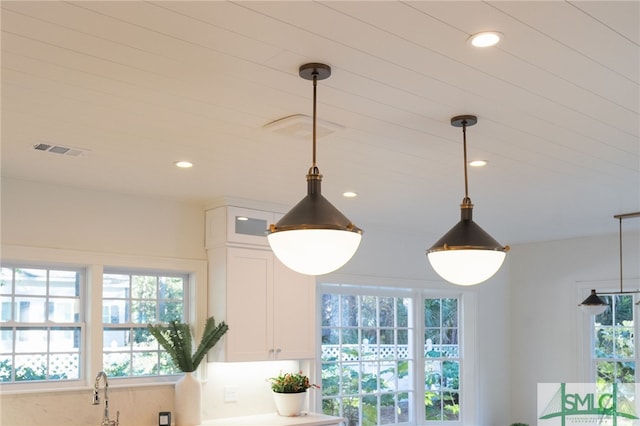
<box><xmin>33</xmin><ymin>143</ymin><xmax>87</xmax><ymax>157</ymax></box>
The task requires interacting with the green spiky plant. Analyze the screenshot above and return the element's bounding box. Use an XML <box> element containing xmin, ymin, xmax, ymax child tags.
<box><xmin>148</xmin><ymin>317</ymin><xmax>229</xmax><ymax>372</ymax></box>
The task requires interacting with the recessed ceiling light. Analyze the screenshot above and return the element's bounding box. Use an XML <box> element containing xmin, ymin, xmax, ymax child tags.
<box><xmin>469</xmin><ymin>160</ymin><xmax>487</xmax><ymax>167</ymax></box>
<box><xmin>342</xmin><ymin>191</ymin><xmax>358</xmax><ymax>198</ymax></box>
<box><xmin>468</xmin><ymin>31</ymin><xmax>503</xmax><ymax>48</ymax></box>
<box><xmin>175</xmin><ymin>161</ymin><xmax>193</xmax><ymax>168</ymax></box>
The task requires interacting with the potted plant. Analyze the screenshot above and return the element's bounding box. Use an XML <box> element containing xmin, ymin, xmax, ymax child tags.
<box><xmin>148</xmin><ymin>317</ymin><xmax>228</xmax><ymax>426</ymax></box>
<box><xmin>267</xmin><ymin>371</ymin><xmax>319</xmax><ymax>417</ymax></box>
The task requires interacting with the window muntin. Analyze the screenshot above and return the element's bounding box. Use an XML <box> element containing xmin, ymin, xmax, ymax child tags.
<box><xmin>424</xmin><ymin>297</ymin><xmax>460</xmax><ymax>422</ymax></box>
<box><xmin>102</xmin><ymin>272</ymin><xmax>186</xmax><ymax>378</ymax></box>
<box><xmin>321</xmin><ymin>290</ymin><xmax>414</xmax><ymax>425</ymax></box>
<box><xmin>593</xmin><ymin>293</ymin><xmax>636</xmax><ymax>383</ymax></box>
<box><xmin>0</xmin><ymin>266</ymin><xmax>83</xmax><ymax>383</ymax></box>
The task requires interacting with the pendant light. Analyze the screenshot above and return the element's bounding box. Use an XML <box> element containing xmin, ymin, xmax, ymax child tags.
<box><xmin>578</xmin><ymin>212</ymin><xmax>640</xmax><ymax>314</ymax></box>
<box><xmin>427</xmin><ymin>115</ymin><xmax>509</xmax><ymax>285</ymax></box>
<box><xmin>267</xmin><ymin>63</ymin><xmax>363</xmax><ymax>276</ymax></box>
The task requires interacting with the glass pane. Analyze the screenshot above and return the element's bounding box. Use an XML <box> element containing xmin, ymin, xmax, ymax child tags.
<box><xmin>341</xmin><ymin>295</ymin><xmax>358</xmax><ymax>327</ymax></box>
<box><xmin>443</xmin><ymin>361</ymin><xmax>460</xmax><ymax>390</ymax></box>
<box><xmin>16</xmin><ymin>328</ymin><xmax>47</xmax><ymax>352</ymax></box>
<box><xmin>322</xmin><ymin>294</ymin><xmax>340</xmax><ymax>327</ymax></box>
<box><xmin>50</xmin><ymin>353</ymin><xmax>79</xmax><ymax>380</ymax></box>
<box><xmin>49</xmin><ymin>270</ymin><xmax>79</xmax><ymax>297</ymax></box>
<box><xmin>49</xmin><ymin>298</ymin><xmax>80</xmax><ymax>322</ymax></box>
<box><xmin>614</xmin><ymin>295</ymin><xmax>633</xmax><ymax>325</ymax></box>
<box><xmin>424</xmin><ymin>299</ymin><xmax>441</xmax><ymax>327</ymax></box>
<box><xmin>234</xmin><ymin>216</ymin><xmax>267</xmax><ymax>237</ymax></box>
<box><xmin>159</xmin><ymin>276</ymin><xmax>183</xmax><ymax>300</ymax></box>
<box><xmin>443</xmin><ymin>391</ymin><xmax>460</xmax><ymax>420</ymax></box>
<box><xmin>132</xmin><ymin>351</ymin><xmax>156</xmax><ymax>375</ymax></box>
<box><xmin>50</xmin><ymin>328</ymin><xmax>80</xmax><ymax>352</ymax></box>
<box><xmin>322</xmin><ymin>362</ymin><xmax>340</xmax><ymax>396</ymax></box>
<box><xmin>381</xmin><ymin>393</ymin><xmax>396</xmax><ymax>425</ymax></box>
<box><xmin>397</xmin><ymin>329</ymin><xmax>408</xmax><ymax>346</ymax></box>
<box><xmin>442</xmin><ymin>298</ymin><xmax>458</xmax><ymax>327</ymax></box>
<box><xmin>397</xmin><ymin>361</ymin><xmax>410</xmax><ymax>390</ymax></box>
<box><xmin>361</xmin><ymin>296</ymin><xmax>377</xmax><ymax>327</ymax></box>
<box><xmin>104</xmin><ymin>329</ymin><xmax>131</xmax><ymax>351</ymax></box>
<box><xmin>342</xmin><ymin>328</ymin><xmax>358</xmax><ymax>345</ymax></box>
<box><xmin>322</xmin><ymin>398</ymin><xmax>341</xmax><ymax>417</ymax></box>
<box><xmin>103</xmin><ymin>274</ymin><xmax>130</xmax><ymax>298</ymax></box>
<box><xmin>443</xmin><ymin>328</ymin><xmax>458</xmax><ymax>345</ymax></box>
<box><xmin>379</xmin><ymin>361</ymin><xmax>396</xmax><ymax>391</ymax></box>
<box><xmin>131</xmin><ymin>328</ymin><xmax>154</xmax><ymax>350</ymax></box>
<box><xmin>425</xmin><ymin>391</ymin><xmax>442</xmax><ymax>420</ymax></box>
<box><xmin>361</xmin><ymin>362</ymin><xmax>378</xmax><ymax>393</ymax></box>
<box><xmin>342</xmin><ymin>363</ymin><xmax>360</xmax><ymax>394</ymax></box>
<box><xmin>132</xmin><ymin>276</ymin><xmax>156</xmax><ymax>300</ymax></box>
<box><xmin>158</xmin><ymin>300</ymin><xmax>182</xmax><ymax>322</ymax></box>
<box><xmin>15</xmin><ymin>354</ymin><xmax>47</xmax><ymax>381</ymax></box>
<box><xmin>615</xmin><ymin>328</ymin><xmax>634</xmax><ymax>357</ymax></box>
<box><xmin>0</xmin><ymin>268</ymin><xmax>13</xmax><ymax>295</ymax></box>
<box><xmin>131</xmin><ymin>300</ymin><xmax>156</xmax><ymax>324</ymax></box>
<box><xmin>322</xmin><ymin>328</ymin><xmax>339</xmax><ymax>346</ymax></box>
<box><xmin>362</xmin><ymin>395</ymin><xmax>378</xmax><ymax>424</ymax></box>
<box><xmin>397</xmin><ymin>298</ymin><xmax>409</xmax><ymax>328</ymax></box>
<box><xmin>425</xmin><ymin>360</ymin><xmax>442</xmax><ymax>390</ymax></box>
<box><xmin>0</xmin><ymin>355</ymin><xmax>12</xmax><ymax>382</ymax></box>
<box><xmin>103</xmin><ymin>301</ymin><xmax>127</xmax><ymax>324</ymax></box>
<box><xmin>595</xmin><ymin>326</ymin><xmax>614</xmax><ymax>358</ymax></box>
<box><xmin>0</xmin><ymin>328</ymin><xmax>13</xmax><ymax>352</ymax></box>
<box><xmin>397</xmin><ymin>392</ymin><xmax>410</xmax><ymax>423</ymax></box>
<box><xmin>425</xmin><ymin>329</ymin><xmax>441</xmax><ymax>357</ymax></box>
<box><xmin>15</xmin><ymin>268</ymin><xmax>46</xmax><ymax>296</ymax></box>
<box><xmin>1</xmin><ymin>297</ymin><xmax>13</xmax><ymax>322</ymax></box>
<box><xmin>380</xmin><ymin>329</ymin><xmax>394</xmax><ymax>345</ymax></box>
<box><xmin>104</xmin><ymin>352</ymin><xmax>131</xmax><ymax>377</ymax></box>
<box><xmin>379</xmin><ymin>297</ymin><xmax>394</xmax><ymax>327</ymax></box>
<box><xmin>595</xmin><ymin>296</ymin><xmax>613</xmax><ymax>325</ymax></box>
<box><xmin>15</xmin><ymin>297</ymin><xmax>46</xmax><ymax>322</ymax></box>
<box><xmin>614</xmin><ymin>361</ymin><xmax>635</xmax><ymax>383</ymax></box>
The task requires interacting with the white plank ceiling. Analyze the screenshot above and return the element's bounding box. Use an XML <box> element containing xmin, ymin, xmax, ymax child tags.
<box><xmin>2</xmin><ymin>1</ymin><xmax>639</xmax><ymax>245</ymax></box>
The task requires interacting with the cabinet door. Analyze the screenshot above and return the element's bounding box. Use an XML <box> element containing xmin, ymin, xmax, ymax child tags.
<box><xmin>225</xmin><ymin>247</ymin><xmax>274</xmax><ymax>361</ymax></box>
<box><xmin>272</xmin><ymin>257</ymin><xmax>316</xmax><ymax>359</ymax></box>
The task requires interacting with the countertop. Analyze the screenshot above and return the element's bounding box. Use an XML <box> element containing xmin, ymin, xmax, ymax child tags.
<box><xmin>199</xmin><ymin>412</ymin><xmax>346</xmax><ymax>426</ymax></box>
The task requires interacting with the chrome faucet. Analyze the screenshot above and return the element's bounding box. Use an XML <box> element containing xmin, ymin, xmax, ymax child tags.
<box><xmin>92</xmin><ymin>371</ymin><xmax>119</xmax><ymax>426</ymax></box>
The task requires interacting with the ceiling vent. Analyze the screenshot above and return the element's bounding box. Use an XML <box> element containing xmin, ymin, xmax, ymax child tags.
<box><xmin>33</xmin><ymin>143</ymin><xmax>88</xmax><ymax>157</ymax></box>
<box><xmin>263</xmin><ymin>114</ymin><xmax>343</xmax><ymax>139</ymax></box>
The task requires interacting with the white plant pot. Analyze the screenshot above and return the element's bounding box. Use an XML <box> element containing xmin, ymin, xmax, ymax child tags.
<box><xmin>273</xmin><ymin>391</ymin><xmax>307</xmax><ymax>417</ymax></box>
<box><xmin>175</xmin><ymin>372</ymin><xmax>202</xmax><ymax>426</ymax></box>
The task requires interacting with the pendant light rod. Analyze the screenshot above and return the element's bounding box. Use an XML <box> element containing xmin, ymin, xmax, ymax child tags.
<box><xmin>451</xmin><ymin>115</ymin><xmax>478</xmax><ymax>205</ymax></box>
<box><xmin>300</xmin><ymin>63</ymin><xmax>331</xmax><ymax>172</ymax></box>
<box><xmin>312</xmin><ymin>71</ymin><xmax>318</xmax><ymax>168</ymax></box>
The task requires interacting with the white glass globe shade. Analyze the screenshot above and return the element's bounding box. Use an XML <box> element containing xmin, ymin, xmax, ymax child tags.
<box><xmin>268</xmin><ymin>229</ymin><xmax>362</xmax><ymax>275</ymax></box>
<box><xmin>579</xmin><ymin>304</ymin><xmax>608</xmax><ymax>316</ymax></box>
<box><xmin>427</xmin><ymin>249</ymin><xmax>506</xmax><ymax>286</ymax></box>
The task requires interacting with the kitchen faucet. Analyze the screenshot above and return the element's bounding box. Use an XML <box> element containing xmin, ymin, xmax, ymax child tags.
<box><xmin>92</xmin><ymin>371</ymin><xmax>120</xmax><ymax>426</ymax></box>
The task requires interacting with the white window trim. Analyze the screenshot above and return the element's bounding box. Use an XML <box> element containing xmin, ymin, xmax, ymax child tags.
<box><xmin>317</xmin><ymin>275</ymin><xmax>477</xmax><ymax>425</ymax></box>
<box><xmin>1</xmin><ymin>244</ymin><xmax>207</xmax><ymax>393</ymax></box>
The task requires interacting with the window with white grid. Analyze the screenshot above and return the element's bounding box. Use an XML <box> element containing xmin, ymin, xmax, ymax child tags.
<box><xmin>102</xmin><ymin>271</ymin><xmax>187</xmax><ymax>377</ymax></box>
<box><xmin>0</xmin><ymin>266</ymin><xmax>83</xmax><ymax>383</ymax></box>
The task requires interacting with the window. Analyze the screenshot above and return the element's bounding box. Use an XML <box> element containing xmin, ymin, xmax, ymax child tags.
<box><xmin>320</xmin><ymin>291</ymin><xmax>413</xmax><ymax>425</ymax></box>
<box><xmin>320</xmin><ymin>284</ymin><xmax>468</xmax><ymax>425</ymax></box>
<box><xmin>0</xmin><ymin>266</ymin><xmax>83</xmax><ymax>383</ymax></box>
<box><xmin>424</xmin><ymin>298</ymin><xmax>460</xmax><ymax>421</ymax></box>
<box><xmin>593</xmin><ymin>293</ymin><xmax>636</xmax><ymax>383</ymax></box>
<box><xmin>102</xmin><ymin>271</ymin><xmax>187</xmax><ymax>378</ymax></box>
